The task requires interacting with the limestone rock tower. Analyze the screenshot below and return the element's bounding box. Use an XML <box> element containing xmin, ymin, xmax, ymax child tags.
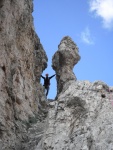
<box><xmin>52</xmin><ymin>36</ymin><xmax>80</xmax><ymax>95</ymax></box>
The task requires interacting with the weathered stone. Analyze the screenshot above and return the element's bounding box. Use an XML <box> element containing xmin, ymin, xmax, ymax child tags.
<box><xmin>52</xmin><ymin>36</ymin><xmax>80</xmax><ymax>95</ymax></box>
<box><xmin>38</xmin><ymin>80</ymin><xmax>113</xmax><ymax>150</ymax></box>
<box><xmin>0</xmin><ymin>0</ymin><xmax>48</xmax><ymax>149</ymax></box>
<box><xmin>1</xmin><ymin>1</ymin><xmax>113</xmax><ymax>150</ymax></box>
<box><xmin>35</xmin><ymin>37</ymin><xmax>113</xmax><ymax>150</ymax></box>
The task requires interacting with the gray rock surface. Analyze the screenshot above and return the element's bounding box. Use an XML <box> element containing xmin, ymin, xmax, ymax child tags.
<box><xmin>35</xmin><ymin>37</ymin><xmax>113</xmax><ymax>150</ymax></box>
<box><xmin>1</xmin><ymin>1</ymin><xmax>113</xmax><ymax>150</ymax></box>
<box><xmin>52</xmin><ymin>36</ymin><xmax>80</xmax><ymax>95</ymax></box>
<box><xmin>0</xmin><ymin>0</ymin><xmax>48</xmax><ymax>149</ymax></box>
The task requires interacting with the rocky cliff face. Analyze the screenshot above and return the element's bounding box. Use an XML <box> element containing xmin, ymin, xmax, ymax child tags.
<box><xmin>35</xmin><ymin>36</ymin><xmax>113</xmax><ymax>150</ymax></box>
<box><xmin>1</xmin><ymin>1</ymin><xmax>113</xmax><ymax>150</ymax></box>
<box><xmin>0</xmin><ymin>0</ymin><xmax>47</xmax><ymax>149</ymax></box>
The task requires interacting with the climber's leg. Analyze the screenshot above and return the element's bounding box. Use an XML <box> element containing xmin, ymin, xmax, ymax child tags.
<box><xmin>46</xmin><ymin>86</ymin><xmax>49</xmax><ymax>96</ymax></box>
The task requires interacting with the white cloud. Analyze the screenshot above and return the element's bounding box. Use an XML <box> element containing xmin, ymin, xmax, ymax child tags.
<box><xmin>89</xmin><ymin>0</ymin><xmax>113</xmax><ymax>29</ymax></box>
<box><xmin>81</xmin><ymin>27</ymin><xmax>94</xmax><ymax>45</ymax></box>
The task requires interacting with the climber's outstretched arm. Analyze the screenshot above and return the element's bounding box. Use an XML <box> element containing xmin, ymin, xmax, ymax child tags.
<box><xmin>41</xmin><ymin>75</ymin><xmax>45</xmax><ymax>79</ymax></box>
<box><xmin>49</xmin><ymin>74</ymin><xmax>56</xmax><ymax>79</ymax></box>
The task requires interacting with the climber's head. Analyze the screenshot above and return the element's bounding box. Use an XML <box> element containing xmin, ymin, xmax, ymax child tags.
<box><xmin>46</xmin><ymin>74</ymin><xmax>48</xmax><ymax>77</ymax></box>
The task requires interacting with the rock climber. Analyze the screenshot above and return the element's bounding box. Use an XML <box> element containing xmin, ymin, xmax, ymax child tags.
<box><xmin>41</xmin><ymin>74</ymin><xmax>56</xmax><ymax>96</ymax></box>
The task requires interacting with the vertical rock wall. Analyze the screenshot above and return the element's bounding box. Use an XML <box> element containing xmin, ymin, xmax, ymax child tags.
<box><xmin>0</xmin><ymin>0</ymin><xmax>47</xmax><ymax>149</ymax></box>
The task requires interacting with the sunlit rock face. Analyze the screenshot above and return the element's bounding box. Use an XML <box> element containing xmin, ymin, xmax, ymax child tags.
<box><xmin>35</xmin><ymin>37</ymin><xmax>113</xmax><ymax>150</ymax></box>
<box><xmin>0</xmin><ymin>0</ymin><xmax>47</xmax><ymax>149</ymax></box>
<box><xmin>1</xmin><ymin>1</ymin><xmax>113</xmax><ymax>149</ymax></box>
<box><xmin>52</xmin><ymin>36</ymin><xmax>80</xmax><ymax>95</ymax></box>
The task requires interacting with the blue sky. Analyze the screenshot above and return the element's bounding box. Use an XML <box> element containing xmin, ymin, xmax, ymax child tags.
<box><xmin>33</xmin><ymin>0</ymin><xmax>113</xmax><ymax>99</ymax></box>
